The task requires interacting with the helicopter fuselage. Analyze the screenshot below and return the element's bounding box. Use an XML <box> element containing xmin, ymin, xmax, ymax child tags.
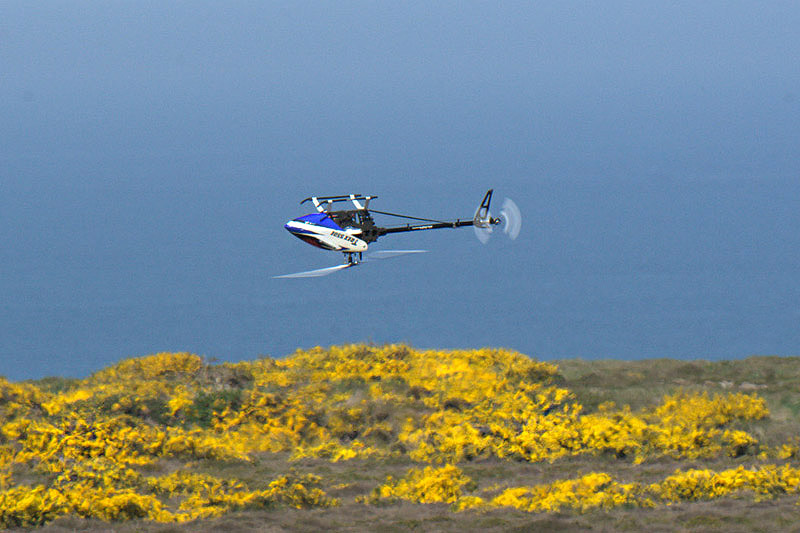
<box><xmin>284</xmin><ymin>213</ymin><xmax>368</xmax><ymax>253</ymax></box>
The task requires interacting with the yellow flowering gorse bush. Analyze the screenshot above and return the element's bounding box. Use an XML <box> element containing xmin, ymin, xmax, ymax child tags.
<box><xmin>362</xmin><ymin>464</ymin><xmax>474</xmax><ymax>505</ymax></box>
<box><xmin>0</xmin><ymin>345</ymin><xmax>794</xmax><ymax>527</ymax></box>
<box><xmin>367</xmin><ymin>463</ymin><xmax>800</xmax><ymax>513</ymax></box>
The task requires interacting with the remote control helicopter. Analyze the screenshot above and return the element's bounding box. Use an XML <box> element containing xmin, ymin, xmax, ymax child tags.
<box><xmin>276</xmin><ymin>189</ymin><xmax>521</xmax><ymax>278</ymax></box>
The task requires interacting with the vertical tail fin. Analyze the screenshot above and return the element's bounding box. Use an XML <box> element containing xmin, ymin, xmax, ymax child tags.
<box><xmin>474</xmin><ymin>189</ymin><xmax>493</xmax><ymax>228</ymax></box>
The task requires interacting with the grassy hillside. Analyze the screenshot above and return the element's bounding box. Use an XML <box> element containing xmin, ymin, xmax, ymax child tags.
<box><xmin>1</xmin><ymin>346</ymin><xmax>799</xmax><ymax>532</ymax></box>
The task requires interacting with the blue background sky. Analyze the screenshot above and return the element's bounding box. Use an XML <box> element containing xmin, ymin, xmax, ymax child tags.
<box><xmin>2</xmin><ymin>2</ymin><xmax>799</xmax><ymax>380</ymax></box>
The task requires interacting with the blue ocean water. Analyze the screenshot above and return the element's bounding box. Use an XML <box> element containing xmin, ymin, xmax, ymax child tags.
<box><xmin>2</xmin><ymin>3</ymin><xmax>799</xmax><ymax>380</ymax></box>
<box><xmin>2</xmin><ymin>167</ymin><xmax>798</xmax><ymax>381</ymax></box>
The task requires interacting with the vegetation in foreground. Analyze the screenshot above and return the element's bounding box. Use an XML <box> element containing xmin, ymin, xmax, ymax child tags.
<box><xmin>1</xmin><ymin>345</ymin><xmax>800</xmax><ymax>532</ymax></box>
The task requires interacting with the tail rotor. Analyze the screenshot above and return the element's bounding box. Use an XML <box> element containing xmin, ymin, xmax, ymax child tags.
<box><xmin>473</xmin><ymin>190</ymin><xmax>522</xmax><ymax>244</ymax></box>
<box><xmin>499</xmin><ymin>197</ymin><xmax>522</xmax><ymax>240</ymax></box>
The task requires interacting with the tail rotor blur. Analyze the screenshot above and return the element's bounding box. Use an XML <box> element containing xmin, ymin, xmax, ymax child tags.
<box><xmin>499</xmin><ymin>197</ymin><xmax>522</xmax><ymax>240</ymax></box>
<box><xmin>473</xmin><ymin>191</ymin><xmax>522</xmax><ymax>244</ymax></box>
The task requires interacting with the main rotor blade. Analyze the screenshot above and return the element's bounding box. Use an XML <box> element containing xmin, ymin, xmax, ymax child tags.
<box><xmin>275</xmin><ymin>251</ymin><xmax>425</xmax><ymax>278</ymax></box>
<box><xmin>274</xmin><ymin>263</ymin><xmax>354</xmax><ymax>279</ymax></box>
<box><xmin>365</xmin><ymin>250</ymin><xmax>427</xmax><ymax>260</ymax></box>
